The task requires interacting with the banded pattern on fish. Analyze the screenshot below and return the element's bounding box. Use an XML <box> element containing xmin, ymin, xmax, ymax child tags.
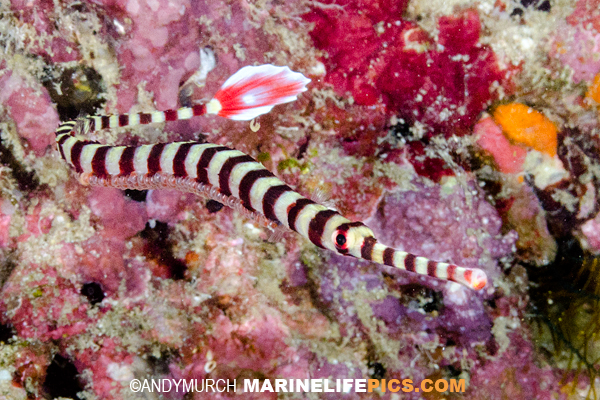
<box><xmin>55</xmin><ymin>64</ymin><xmax>487</xmax><ymax>291</ymax></box>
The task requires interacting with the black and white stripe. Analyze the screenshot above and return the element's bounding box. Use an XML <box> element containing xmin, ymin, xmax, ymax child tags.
<box><xmin>53</xmin><ymin>65</ymin><xmax>487</xmax><ymax>291</ymax></box>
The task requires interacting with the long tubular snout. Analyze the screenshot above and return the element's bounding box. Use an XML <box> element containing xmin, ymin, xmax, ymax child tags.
<box><xmin>370</xmin><ymin>241</ymin><xmax>488</xmax><ymax>290</ymax></box>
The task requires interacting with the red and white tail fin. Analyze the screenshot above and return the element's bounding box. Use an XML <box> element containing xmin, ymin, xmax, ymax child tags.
<box><xmin>207</xmin><ymin>64</ymin><xmax>311</xmax><ymax>121</ymax></box>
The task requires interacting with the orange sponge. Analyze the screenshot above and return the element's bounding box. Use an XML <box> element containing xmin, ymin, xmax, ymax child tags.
<box><xmin>586</xmin><ymin>73</ymin><xmax>600</xmax><ymax>104</ymax></box>
<box><xmin>492</xmin><ymin>103</ymin><xmax>558</xmax><ymax>157</ymax></box>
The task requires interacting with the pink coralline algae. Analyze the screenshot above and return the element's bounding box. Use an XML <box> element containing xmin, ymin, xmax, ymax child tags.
<box><xmin>94</xmin><ymin>0</ymin><xmax>202</xmax><ymax>112</ymax></box>
<box><xmin>145</xmin><ymin>189</ymin><xmax>196</xmax><ymax>223</ymax></box>
<box><xmin>88</xmin><ymin>0</ymin><xmax>309</xmax><ymax>114</ymax></box>
<box><xmin>0</xmin><ymin>71</ymin><xmax>59</xmax><ymax>156</ymax></box>
<box><xmin>551</xmin><ymin>0</ymin><xmax>600</xmax><ymax>84</ymax></box>
<box><xmin>9</xmin><ymin>0</ymin><xmax>81</xmax><ymax>63</ymax></box>
<box><xmin>467</xmin><ymin>315</ymin><xmax>562</xmax><ymax>399</ymax></box>
<box><xmin>304</xmin><ymin>3</ymin><xmax>506</xmax><ymax>137</ymax></box>
<box><xmin>88</xmin><ymin>187</ymin><xmax>147</xmax><ymax>240</ymax></box>
<box><xmin>475</xmin><ymin>116</ymin><xmax>528</xmax><ymax>174</ymax></box>
<box><xmin>1</xmin><ymin>262</ymin><xmax>91</xmax><ymax>342</ymax></box>
<box><xmin>1</xmin><ymin>0</ymin><xmax>598</xmax><ymax>399</ymax></box>
<box><xmin>551</xmin><ymin>23</ymin><xmax>600</xmax><ymax>84</ymax></box>
<box><xmin>581</xmin><ymin>213</ymin><xmax>600</xmax><ymax>254</ymax></box>
<box><xmin>566</xmin><ymin>0</ymin><xmax>600</xmax><ymax>34</ymax></box>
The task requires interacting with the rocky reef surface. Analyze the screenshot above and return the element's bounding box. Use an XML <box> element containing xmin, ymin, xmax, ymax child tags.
<box><xmin>0</xmin><ymin>0</ymin><xmax>600</xmax><ymax>398</ymax></box>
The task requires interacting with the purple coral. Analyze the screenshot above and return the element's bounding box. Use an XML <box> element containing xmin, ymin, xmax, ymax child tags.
<box><xmin>314</xmin><ymin>178</ymin><xmax>514</xmax><ymax>347</ymax></box>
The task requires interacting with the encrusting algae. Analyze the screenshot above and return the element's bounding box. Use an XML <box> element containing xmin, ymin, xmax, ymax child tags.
<box><xmin>1</xmin><ymin>0</ymin><xmax>600</xmax><ymax>398</ymax></box>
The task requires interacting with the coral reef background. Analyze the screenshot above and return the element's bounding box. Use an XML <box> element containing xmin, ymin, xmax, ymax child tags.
<box><xmin>0</xmin><ymin>0</ymin><xmax>600</xmax><ymax>398</ymax></box>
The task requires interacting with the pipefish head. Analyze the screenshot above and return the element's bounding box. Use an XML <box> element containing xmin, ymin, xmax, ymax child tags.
<box><xmin>329</xmin><ymin>221</ymin><xmax>376</xmax><ymax>258</ymax></box>
<box><xmin>325</xmin><ymin>219</ymin><xmax>488</xmax><ymax>291</ymax></box>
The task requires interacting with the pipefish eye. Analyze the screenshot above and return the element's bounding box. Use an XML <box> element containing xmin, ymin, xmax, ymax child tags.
<box><xmin>333</xmin><ymin>230</ymin><xmax>352</xmax><ymax>252</ymax></box>
<box><xmin>335</xmin><ymin>233</ymin><xmax>347</xmax><ymax>247</ymax></box>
